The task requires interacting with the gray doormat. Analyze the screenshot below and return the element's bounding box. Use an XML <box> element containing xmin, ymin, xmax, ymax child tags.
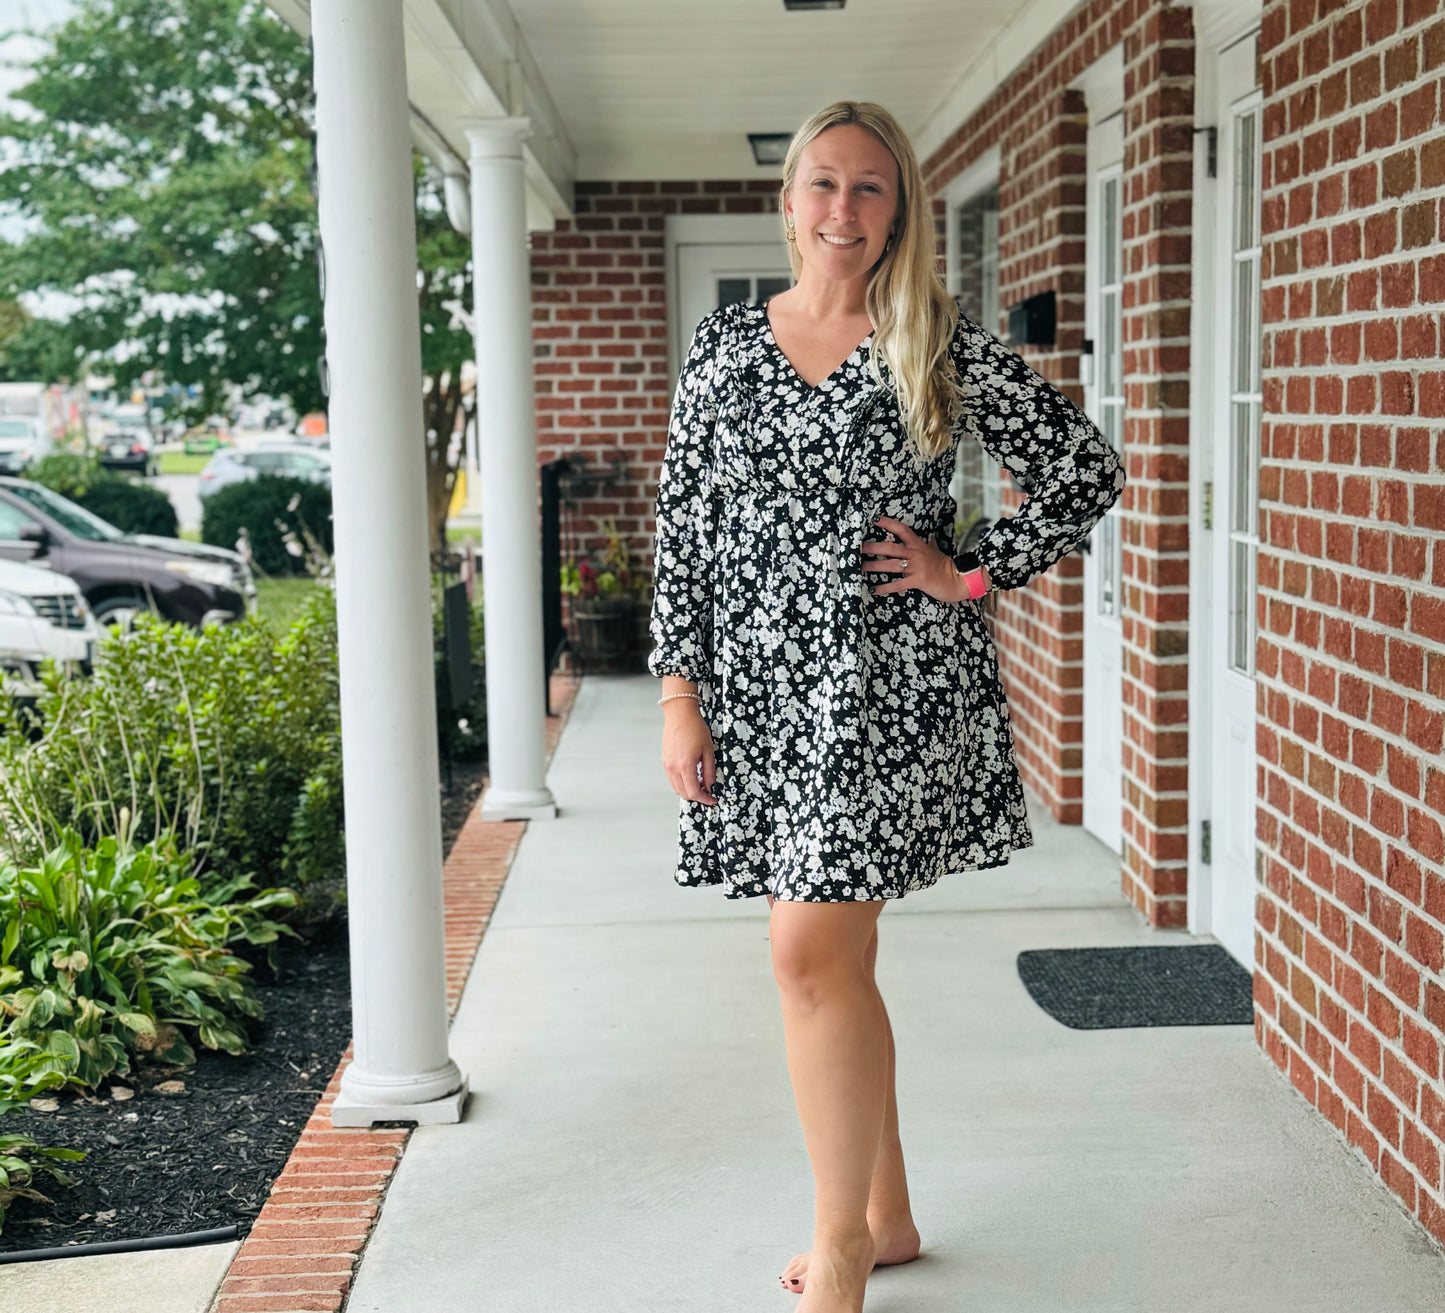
<box><xmin>1016</xmin><ymin>945</ymin><xmax>1254</xmax><ymax>1029</ymax></box>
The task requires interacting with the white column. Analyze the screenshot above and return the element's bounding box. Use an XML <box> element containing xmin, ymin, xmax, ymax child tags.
<box><xmin>464</xmin><ymin>118</ymin><xmax>558</xmax><ymax>822</ymax></box>
<box><xmin>312</xmin><ymin>0</ymin><xmax>466</xmax><ymax>1127</ymax></box>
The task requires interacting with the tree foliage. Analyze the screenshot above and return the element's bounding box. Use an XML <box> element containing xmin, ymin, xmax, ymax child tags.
<box><xmin>0</xmin><ymin>0</ymin><xmax>319</xmax><ymax>412</ymax></box>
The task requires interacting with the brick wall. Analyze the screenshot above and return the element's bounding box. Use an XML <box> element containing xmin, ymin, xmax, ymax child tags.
<box><xmin>531</xmin><ymin>180</ymin><xmax>775</xmax><ymax>662</ymax></box>
<box><xmin>1119</xmin><ymin>5</ymin><xmax>1196</xmax><ymax>927</ymax></box>
<box><xmin>1253</xmin><ymin>0</ymin><xmax>1445</xmax><ymax>1252</ymax></box>
<box><xmin>921</xmin><ymin>0</ymin><xmax>1198</xmax><ymax>886</ymax></box>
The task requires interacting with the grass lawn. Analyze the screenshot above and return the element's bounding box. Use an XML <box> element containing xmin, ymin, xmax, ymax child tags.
<box><xmin>179</xmin><ymin>527</ymin><xmax>202</xmax><ymax>543</ymax></box>
<box><xmin>255</xmin><ymin>576</ymin><xmax>324</xmax><ymax>629</ymax></box>
<box><xmin>158</xmin><ymin>451</ymin><xmax>211</xmax><ymax>475</ymax></box>
<box><xmin>446</xmin><ymin>525</ymin><xmax>481</xmax><ymax>546</ymax></box>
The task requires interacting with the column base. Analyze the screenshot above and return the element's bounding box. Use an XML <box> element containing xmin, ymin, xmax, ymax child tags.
<box><xmin>330</xmin><ymin>1076</ymin><xmax>470</xmax><ymax>1128</ymax></box>
<box><xmin>480</xmin><ymin>784</ymin><xmax>557</xmax><ymax>821</ymax></box>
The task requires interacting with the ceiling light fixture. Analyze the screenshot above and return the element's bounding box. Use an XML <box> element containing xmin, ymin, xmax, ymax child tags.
<box><xmin>748</xmin><ymin>133</ymin><xmax>794</xmax><ymax>166</ymax></box>
<box><xmin>784</xmin><ymin>1</ymin><xmax>846</xmax><ymax>9</ymax></box>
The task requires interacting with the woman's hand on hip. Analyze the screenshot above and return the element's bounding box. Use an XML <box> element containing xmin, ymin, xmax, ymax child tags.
<box><xmin>861</xmin><ymin>514</ymin><xmax>987</xmax><ymax>604</ymax></box>
<box><xmin>661</xmin><ymin>701</ymin><xmax>718</xmax><ymax>805</ymax></box>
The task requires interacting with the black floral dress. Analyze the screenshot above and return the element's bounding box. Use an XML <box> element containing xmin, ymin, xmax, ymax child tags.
<box><xmin>648</xmin><ymin>298</ymin><xmax>1125</xmax><ymax>902</ymax></box>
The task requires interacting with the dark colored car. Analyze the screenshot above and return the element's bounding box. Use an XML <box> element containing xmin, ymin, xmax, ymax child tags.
<box><xmin>0</xmin><ymin>478</ymin><xmax>255</xmax><ymax>628</ymax></box>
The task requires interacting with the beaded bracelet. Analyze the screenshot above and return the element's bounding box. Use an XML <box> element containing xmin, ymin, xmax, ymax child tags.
<box><xmin>658</xmin><ymin>691</ymin><xmax>701</xmax><ymax>707</ymax></box>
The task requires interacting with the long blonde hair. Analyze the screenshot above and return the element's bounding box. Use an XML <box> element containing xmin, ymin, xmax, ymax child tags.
<box><xmin>778</xmin><ymin>100</ymin><xmax>963</xmax><ymax>462</ymax></box>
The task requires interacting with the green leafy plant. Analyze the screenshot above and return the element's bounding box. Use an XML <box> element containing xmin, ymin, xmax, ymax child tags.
<box><xmin>0</xmin><ymin>825</ymin><xmax>297</xmax><ymax>1093</ymax></box>
<box><xmin>0</xmin><ymin>589</ymin><xmax>345</xmax><ymax>919</ymax></box>
<box><xmin>0</xmin><ymin>1131</ymin><xmax>85</xmax><ymax>1236</ymax></box>
<box><xmin>201</xmin><ymin>475</ymin><xmax>333</xmax><ymax>577</ymax></box>
<box><xmin>24</xmin><ymin>452</ymin><xmax>179</xmax><ymax>538</ymax></box>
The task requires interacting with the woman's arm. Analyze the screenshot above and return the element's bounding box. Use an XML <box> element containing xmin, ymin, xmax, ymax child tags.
<box><xmin>951</xmin><ymin>314</ymin><xmax>1126</xmax><ymax>593</ymax></box>
<box><xmin>647</xmin><ymin>307</ymin><xmax>726</xmax><ymax>685</ymax></box>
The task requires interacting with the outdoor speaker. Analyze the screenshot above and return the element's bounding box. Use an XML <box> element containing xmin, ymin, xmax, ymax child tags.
<box><xmin>1007</xmin><ymin>290</ymin><xmax>1056</xmax><ymax>347</ymax></box>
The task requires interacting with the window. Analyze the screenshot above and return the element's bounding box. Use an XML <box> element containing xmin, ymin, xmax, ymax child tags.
<box><xmin>717</xmin><ymin>275</ymin><xmax>792</xmax><ymax>307</ymax></box>
<box><xmin>1229</xmin><ymin>104</ymin><xmax>1263</xmax><ymax>675</ymax></box>
<box><xmin>1095</xmin><ymin>170</ymin><xmax>1124</xmax><ymax>618</ymax></box>
<box><xmin>0</xmin><ymin>500</ymin><xmax>36</xmax><ymax>541</ymax></box>
<box><xmin>953</xmin><ymin>185</ymin><xmax>1003</xmax><ymax>542</ymax></box>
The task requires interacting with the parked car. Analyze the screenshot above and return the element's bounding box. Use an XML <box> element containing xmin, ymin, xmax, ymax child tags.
<box><xmin>0</xmin><ymin>478</ymin><xmax>255</xmax><ymax>629</ymax></box>
<box><xmin>184</xmin><ymin>415</ymin><xmax>233</xmax><ymax>456</ymax></box>
<box><xmin>0</xmin><ymin>416</ymin><xmax>55</xmax><ymax>475</ymax></box>
<box><xmin>96</xmin><ymin>405</ymin><xmax>157</xmax><ymax>475</ymax></box>
<box><xmin>198</xmin><ymin>444</ymin><xmax>333</xmax><ymax>501</ymax></box>
<box><xmin>0</xmin><ymin>556</ymin><xmax>98</xmax><ymax>706</ymax></box>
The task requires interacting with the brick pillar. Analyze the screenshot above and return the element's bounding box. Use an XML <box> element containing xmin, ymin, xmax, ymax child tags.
<box><xmin>1119</xmin><ymin>2</ymin><xmax>1195</xmax><ymax>927</ymax></box>
<box><xmin>991</xmin><ymin>87</ymin><xmax>1091</xmax><ymax>822</ymax></box>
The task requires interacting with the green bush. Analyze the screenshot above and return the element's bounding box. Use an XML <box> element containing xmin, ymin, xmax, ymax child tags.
<box><xmin>0</xmin><ymin>589</ymin><xmax>345</xmax><ymax>923</ymax></box>
<box><xmin>0</xmin><ymin>1131</ymin><xmax>84</xmax><ymax>1234</ymax></box>
<box><xmin>25</xmin><ymin>452</ymin><xmax>178</xmax><ymax>538</ymax></box>
<box><xmin>0</xmin><ymin>828</ymin><xmax>296</xmax><ymax>1097</ymax></box>
<box><xmin>201</xmin><ymin>475</ymin><xmax>332</xmax><ymax>577</ymax></box>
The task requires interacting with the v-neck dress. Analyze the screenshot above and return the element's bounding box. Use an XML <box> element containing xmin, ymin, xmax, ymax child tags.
<box><xmin>648</xmin><ymin>298</ymin><xmax>1125</xmax><ymax>902</ymax></box>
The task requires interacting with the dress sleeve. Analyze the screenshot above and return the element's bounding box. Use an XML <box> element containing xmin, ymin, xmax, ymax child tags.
<box><xmin>951</xmin><ymin>313</ymin><xmax>1126</xmax><ymax>593</ymax></box>
<box><xmin>646</xmin><ymin>307</ymin><xmax>726</xmax><ymax>683</ymax></box>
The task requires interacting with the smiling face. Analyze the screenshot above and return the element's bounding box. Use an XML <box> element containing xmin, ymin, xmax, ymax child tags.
<box><xmin>785</xmin><ymin>123</ymin><xmax>901</xmax><ymax>279</ymax></box>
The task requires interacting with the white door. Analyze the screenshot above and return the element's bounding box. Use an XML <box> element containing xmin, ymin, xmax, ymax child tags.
<box><xmin>668</xmin><ymin>216</ymin><xmax>791</xmax><ymax>369</ymax></box>
<box><xmin>1204</xmin><ymin>34</ymin><xmax>1264</xmax><ymax>967</ymax></box>
<box><xmin>1081</xmin><ymin>111</ymin><xmax>1125</xmax><ymax>854</ymax></box>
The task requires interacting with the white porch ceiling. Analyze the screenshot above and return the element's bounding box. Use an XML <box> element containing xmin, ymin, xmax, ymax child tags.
<box><xmin>269</xmin><ymin>0</ymin><xmax>1080</xmax><ymax>226</ymax></box>
<box><xmin>504</xmin><ymin>0</ymin><xmax>1048</xmax><ymax>179</ymax></box>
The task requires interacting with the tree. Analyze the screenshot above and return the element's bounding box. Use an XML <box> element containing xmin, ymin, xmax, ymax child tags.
<box><xmin>0</xmin><ymin>0</ymin><xmax>477</xmax><ymax>548</ymax></box>
<box><xmin>0</xmin><ymin>0</ymin><xmax>322</xmax><ymax>417</ymax></box>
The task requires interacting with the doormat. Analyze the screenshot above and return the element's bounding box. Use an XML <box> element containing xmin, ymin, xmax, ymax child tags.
<box><xmin>1016</xmin><ymin>945</ymin><xmax>1254</xmax><ymax>1029</ymax></box>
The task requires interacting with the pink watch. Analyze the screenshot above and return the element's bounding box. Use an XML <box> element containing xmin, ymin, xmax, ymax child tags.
<box><xmin>952</xmin><ymin>549</ymin><xmax>990</xmax><ymax>600</ymax></box>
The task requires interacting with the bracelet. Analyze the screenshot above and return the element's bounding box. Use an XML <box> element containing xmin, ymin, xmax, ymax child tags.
<box><xmin>658</xmin><ymin>691</ymin><xmax>701</xmax><ymax>707</ymax></box>
<box><xmin>949</xmin><ymin>559</ymin><xmax>990</xmax><ymax>601</ymax></box>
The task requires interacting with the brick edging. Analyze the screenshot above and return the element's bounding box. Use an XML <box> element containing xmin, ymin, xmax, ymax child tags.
<box><xmin>209</xmin><ymin>670</ymin><xmax>584</xmax><ymax>1313</ymax></box>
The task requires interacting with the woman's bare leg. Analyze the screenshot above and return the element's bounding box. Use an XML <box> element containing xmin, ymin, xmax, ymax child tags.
<box><xmin>765</xmin><ymin>893</ymin><xmax>887</xmax><ymax>1312</ymax></box>
<box><xmin>772</xmin><ymin>897</ymin><xmax>921</xmax><ymax>1294</ymax></box>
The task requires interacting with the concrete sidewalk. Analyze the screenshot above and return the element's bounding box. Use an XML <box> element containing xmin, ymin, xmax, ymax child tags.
<box><xmin>347</xmin><ymin>673</ymin><xmax>1444</xmax><ymax>1312</ymax></box>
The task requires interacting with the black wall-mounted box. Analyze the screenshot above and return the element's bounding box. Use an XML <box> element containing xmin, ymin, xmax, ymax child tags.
<box><xmin>1006</xmin><ymin>290</ymin><xmax>1056</xmax><ymax>347</ymax></box>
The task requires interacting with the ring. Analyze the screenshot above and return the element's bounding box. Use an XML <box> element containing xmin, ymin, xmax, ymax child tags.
<box><xmin>898</xmin><ymin>557</ymin><xmax>908</xmax><ymax>573</ymax></box>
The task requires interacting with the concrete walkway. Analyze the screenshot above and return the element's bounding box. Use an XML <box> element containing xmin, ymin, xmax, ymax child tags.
<box><xmin>347</xmin><ymin>674</ymin><xmax>1445</xmax><ymax>1312</ymax></box>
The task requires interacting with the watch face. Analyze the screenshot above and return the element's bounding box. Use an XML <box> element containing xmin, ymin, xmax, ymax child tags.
<box><xmin>954</xmin><ymin>549</ymin><xmax>981</xmax><ymax>572</ymax></box>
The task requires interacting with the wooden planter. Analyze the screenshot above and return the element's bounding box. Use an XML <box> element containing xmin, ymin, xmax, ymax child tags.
<box><xmin>570</xmin><ymin>592</ymin><xmax>635</xmax><ymax>661</ymax></box>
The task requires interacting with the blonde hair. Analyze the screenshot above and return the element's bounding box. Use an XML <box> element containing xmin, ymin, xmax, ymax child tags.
<box><xmin>778</xmin><ymin>100</ymin><xmax>963</xmax><ymax>462</ymax></box>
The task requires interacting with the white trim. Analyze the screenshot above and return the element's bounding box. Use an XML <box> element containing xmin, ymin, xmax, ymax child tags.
<box><xmin>663</xmin><ymin>214</ymin><xmax>787</xmax><ymax>378</ymax></box>
<box><xmin>913</xmin><ymin>0</ymin><xmax>1087</xmax><ymax>166</ymax></box>
<box><xmin>1193</xmin><ymin>0</ymin><xmax>1265</xmax><ymax>50</ymax></box>
<box><xmin>1069</xmin><ymin>42</ymin><xmax>1125</xmax><ymax>122</ymax></box>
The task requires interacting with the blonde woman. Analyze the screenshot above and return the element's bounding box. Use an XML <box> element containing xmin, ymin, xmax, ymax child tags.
<box><xmin>649</xmin><ymin>100</ymin><xmax>1125</xmax><ymax>1311</ymax></box>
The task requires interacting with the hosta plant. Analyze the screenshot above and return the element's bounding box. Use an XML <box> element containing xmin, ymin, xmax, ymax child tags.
<box><xmin>0</xmin><ymin>821</ymin><xmax>298</xmax><ymax>1093</ymax></box>
<box><xmin>0</xmin><ymin>1131</ymin><xmax>85</xmax><ymax>1235</ymax></box>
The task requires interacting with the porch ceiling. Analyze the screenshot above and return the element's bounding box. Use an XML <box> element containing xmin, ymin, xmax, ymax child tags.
<box><xmin>504</xmin><ymin>0</ymin><xmax>1030</xmax><ymax>179</ymax></box>
<box><xmin>271</xmin><ymin>0</ymin><xmax>1075</xmax><ymax>227</ymax></box>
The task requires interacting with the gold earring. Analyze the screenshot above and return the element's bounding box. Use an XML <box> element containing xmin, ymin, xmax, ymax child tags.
<box><xmin>786</xmin><ymin>219</ymin><xmax>796</xmax><ymax>242</ymax></box>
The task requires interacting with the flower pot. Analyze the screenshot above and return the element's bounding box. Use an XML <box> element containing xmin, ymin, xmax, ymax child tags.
<box><xmin>570</xmin><ymin>593</ymin><xmax>635</xmax><ymax>661</ymax></box>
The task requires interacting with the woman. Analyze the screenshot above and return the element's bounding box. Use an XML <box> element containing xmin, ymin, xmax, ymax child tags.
<box><xmin>648</xmin><ymin>100</ymin><xmax>1125</xmax><ymax>1311</ymax></box>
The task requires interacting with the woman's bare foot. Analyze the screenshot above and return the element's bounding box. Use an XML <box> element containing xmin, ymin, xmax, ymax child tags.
<box><xmin>779</xmin><ymin>1214</ymin><xmax>920</xmax><ymax>1294</ymax></box>
<box><xmin>792</xmin><ymin>1230</ymin><xmax>877</xmax><ymax>1313</ymax></box>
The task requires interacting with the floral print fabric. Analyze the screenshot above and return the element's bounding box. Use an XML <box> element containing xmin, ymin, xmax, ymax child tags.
<box><xmin>648</xmin><ymin>299</ymin><xmax>1125</xmax><ymax>902</ymax></box>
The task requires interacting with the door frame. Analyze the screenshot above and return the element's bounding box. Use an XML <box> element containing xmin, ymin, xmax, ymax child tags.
<box><xmin>1187</xmin><ymin>5</ymin><xmax>1264</xmax><ymax>944</ymax></box>
<box><xmin>664</xmin><ymin>214</ymin><xmax>791</xmax><ymax>378</ymax></box>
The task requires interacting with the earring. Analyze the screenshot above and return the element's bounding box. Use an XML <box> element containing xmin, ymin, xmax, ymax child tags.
<box><xmin>785</xmin><ymin>219</ymin><xmax>796</xmax><ymax>242</ymax></box>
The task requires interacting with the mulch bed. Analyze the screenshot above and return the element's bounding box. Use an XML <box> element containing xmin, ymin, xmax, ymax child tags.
<box><xmin>0</xmin><ymin>759</ymin><xmax>489</xmax><ymax>1255</ymax></box>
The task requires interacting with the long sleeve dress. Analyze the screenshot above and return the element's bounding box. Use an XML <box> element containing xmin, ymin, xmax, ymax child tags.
<box><xmin>648</xmin><ymin>298</ymin><xmax>1126</xmax><ymax>902</ymax></box>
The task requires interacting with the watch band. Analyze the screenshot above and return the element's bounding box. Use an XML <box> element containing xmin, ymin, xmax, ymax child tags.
<box><xmin>951</xmin><ymin>549</ymin><xmax>990</xmax><ymax>600</ymax></box>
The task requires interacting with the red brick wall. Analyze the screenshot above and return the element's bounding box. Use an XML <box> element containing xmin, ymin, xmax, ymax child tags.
<box><xmin>531</xmin><ymin>180</ymin><xmax>775</xmax><ymax>661</ymax></box>
<box><xmin>1119</xmin><ymin>5</ymin><xmax>1196</xmax><ymax>928</ymax></box>
<box><xmin>1253</xmin><ymin>0</ymin><xmax>1445</xmax><ymax>1252</ymax></box>
<box><xmin>920</xmin><ymin>0</ymin><xmax>1196</xmax><ymax>902</ymax></box>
